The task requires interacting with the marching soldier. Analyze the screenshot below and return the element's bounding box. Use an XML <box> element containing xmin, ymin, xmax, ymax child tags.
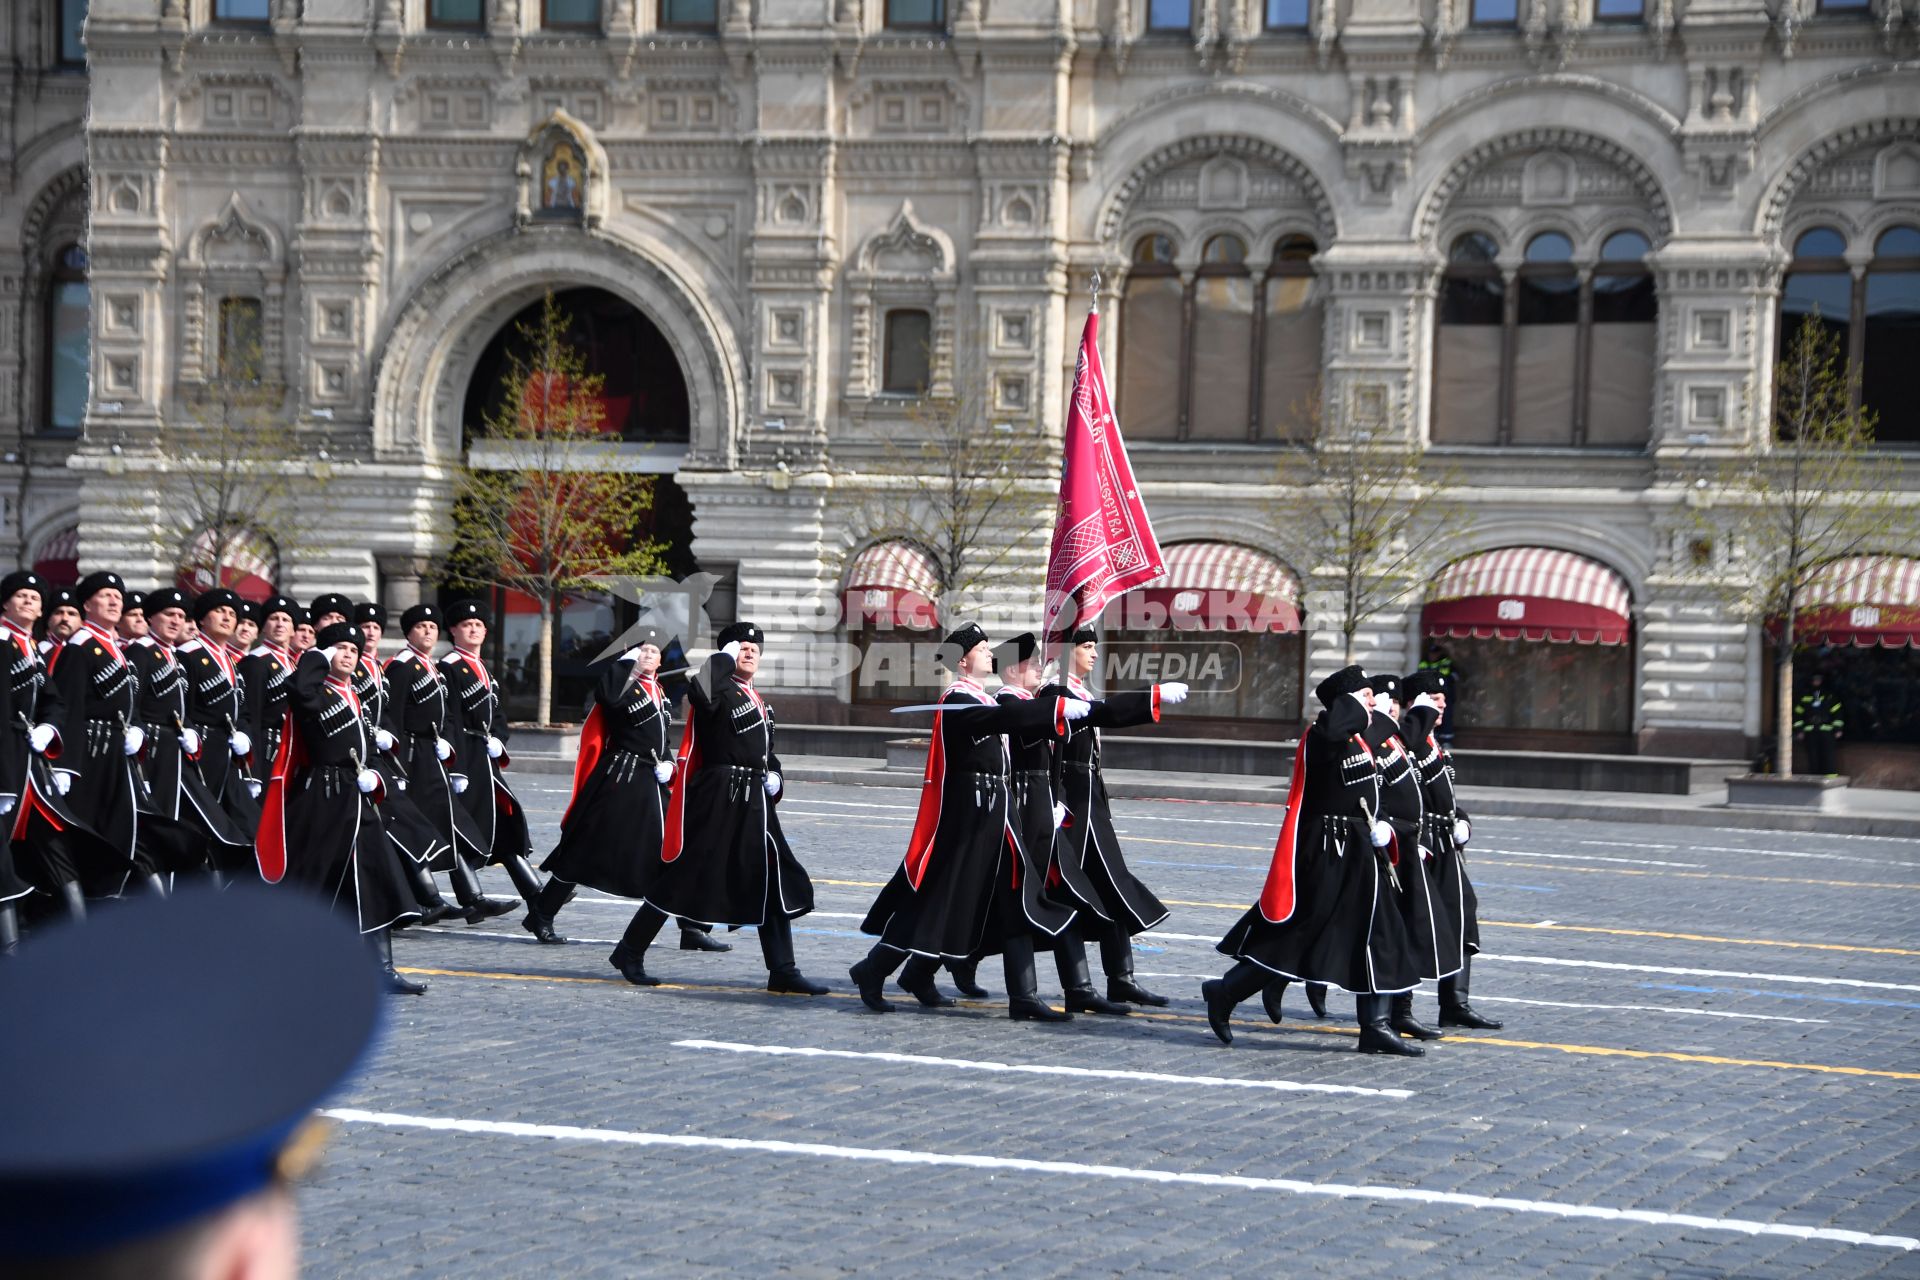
<box><xmin>851</xmin><ymin>624</ymin><xmax>1085</xmax><ymax>1019</ymax></box>
<box><xmin>238</xmin><ymin>596</ymin><xmax>302</xmax><ymax>778</ymax></box>
<box><xmin>310</xmin><ymin>593</ymin><xmax>352</xmax><ymax>631</ymax></box>
<box><xmin>39</xmin><ymin>587</ymin><xmax>81</xmax><ymax>656</ymax></box>
<box><xmin>381</xmin><ymin>603</ymin><xmax>515</xmax><ymax>922</ymax></box>
<box><xmin>181</xmin><ymin>589</ymin><xmax>262</xmax><ymax>846</ymax></box>
<box><xmin>255</xmin><ymin>621</ymin><xmax>424</xmax><ymax>993</ymax></box>
<box><xmin>116</xmin><ymin>590</ymin><xmax>148</xmax><ymax>643</ymax></box>
<box><xmin>0</xmin><ymin>571</ymin><xmax>50</xmax><ymax>944</ymax></box>
<box><xmin>1795</xmin><ymin>671</ymin><xmax>1844</xmax><ymax>776</ymax></box>
<box><xmin>605</xmin><ymin>622</ymin><xmax>827</xmax><ymax>995</ymax></box>
<box><xmin>231</xmin><ymin>598</ymin><xmax>260</xmax><ymax>656</ymax></box>
<box><xmin>1039</xmin><ymin>627</ymin><xmax>1188</xmax><ymax>1008</ymax></box>
<box><xmin>1202</xmin><ymin>665</ymin><xmax>1426</xmax><ymax>1057</ymax></box>
<box><xmin>350</xmin><ymin>601</ymin><xmax>458</xmax><ymax>926</ymax></box>
<box><xmin>1401</xmin><ymin>669</ymin><xmax>1501</xmax><ymax>1031</ymax></box>
<box><xmin>439</xmin><ymin>599</ymin><xmax>550</xmax><ymax>917</ymax></box>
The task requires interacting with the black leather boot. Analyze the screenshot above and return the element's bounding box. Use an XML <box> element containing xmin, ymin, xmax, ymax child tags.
<box><xmin>448</xmin><ymin>857</ymin><xmax>518</xmax><ymax>923</ymax></box>
<box><xmin>59</xmin><ymin>880</ymin><xmax>86</xmax><ymax>922</ymax></box>
<box><xmin>0</xmin><ymin>904</ymin><xmax>18</xmax><ymax>956</ymax></box>
<box><xmin>1357</xmin><ymin>994</ymin><xmax>1424</xmax><ymax>1056</ymax></box>
<box><xmin>680</xmin><ymin>920</ymin><xmax>732</xmax><ymax>952</ymax></box>
<box><xmin>1390</xmin><ymin>992</ymin><xmax>1444</xmax><ymax>1040</ymax></box>
<box><xmin>1101</xmin><ymin>926</ymin><xmax>1168</xmax><ymax>1006</ymax></box>
<box><xmin>760</xmin><ymin>914</ymin><xmax>828</xmax><ymax>995</ymax></box>
<box><xmin>609</xmin><ymin>904</ymin><xmax>666</xmax><ymax>986</ymax></box>
<box><xmin>1059</xmin><ymin>939</ymin><xmax>1130</xmax><ymax>1015</ymax></box>
<box><xmin>1005</xmin><ymin>935</ymin><xmax>1070</xmax><ymax>1022</ymax></box>
<box><xmin>501</xmin><ymin>855</ymin><xmax>565</xmax><ymax>943</ymax></box>
<box><xmin>946</xmin><ymin>958</ymin><xmax>989</xmax><ymax>998</ymax></box>
<box><xmin>1202</xmin><ymin>960</ymin><xmax>1269</xmax><ymax>1046</ymax></box>
<box><xmin>1260</xmin><ymin>978</ymin><xmax>1289</xmax><ymax>1024</ymax></box>
<box><xmin>1439</xmin><ymin>956</ymin><xmax>1504</xmax><ymax>1029</ymax></box>
<box><xmin>1305</xmin><ymin>982</ymin><xmax>1330</xmax><ymax>1018</ymax></box>
<box><xmin>522</xmin><ymin>875</ymin><xmax>576</xmax><ymax>944</ymax></box>
<box><xmin>374</xmin><ymin>928</ymin><xmax>428</xmax><ymax>995</ymax></box>
<box><xmin>398</xmin><ymin>860</ymin><xmax>457</xmax><ymax>928</ymax></box>
<box><xmin>850</xmin><ymin>945</ymin><xmax>901</xmax><ymax>1012</ymax></box>
<box><xmin>897</xmin><ymin>954</ymin><xmax>955</xmax><ymax>1007</ymax></box>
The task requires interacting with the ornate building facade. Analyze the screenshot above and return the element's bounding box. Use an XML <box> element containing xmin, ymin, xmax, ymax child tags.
<box><xmin>5</xmin><ymin>0</ymin><xmax>1917</xmax><ymax>763</ymax></box>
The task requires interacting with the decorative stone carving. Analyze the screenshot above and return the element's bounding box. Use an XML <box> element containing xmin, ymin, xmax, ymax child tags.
<box><xmin>844</xmin><ymin>201</ymin><xmax>957</xmax><ymax>403</ymax></box>
<box><xmin>514</xmin><ymin>110</ymin><xmax>609</xmax><ymax>229</ymax></box>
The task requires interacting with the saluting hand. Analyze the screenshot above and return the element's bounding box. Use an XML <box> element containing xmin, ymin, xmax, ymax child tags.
<box><xmin>1159</xmin><ymin>682</ymin><xmax>1190</xmax><ymax>705</ymax></box>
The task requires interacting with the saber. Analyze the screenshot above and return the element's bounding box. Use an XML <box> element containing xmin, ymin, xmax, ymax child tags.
<box><xmin>889</xmin><ymin>702</ymin><xmax>1004</xmax><ymax>715</ymax></box>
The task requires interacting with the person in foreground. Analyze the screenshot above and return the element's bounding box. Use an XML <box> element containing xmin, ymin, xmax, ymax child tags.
<box><xmin>0</xmin><ymin>884</ymin><xmax>383</xmax><ymax>1278</ymax></box>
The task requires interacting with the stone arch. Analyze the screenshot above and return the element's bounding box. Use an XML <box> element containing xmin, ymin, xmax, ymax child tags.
<box><xmin>1414</xmin><ymin>127</ymin><xmax>1674</xmax><ymax>247</ymax></box>
<box><xmin>1423</xmin><ymin>522</ymin><xmax>1651</xmax><ymax>608</ymax></box>
<box><xmin>16</xmin><ymin>165</ymin><xmax>89</xmax><ymax>436</ymax></box>
<box><xmin>1096</xmin><ymin>133</ymin><xmax>1339</xmax><ymax>247</ymax></box>
<box><xmin>1756</xmin><ymin>116</ymin><xmax>1920</xmax><ymax>241</ymax></box>
<box><xmin>1421</xmin><ymin>75</ymin><xmax>1683</xmax><ymax>146</ymax></box>
<box><xmin>372</xmin><ymin>224</ymin><xmax>746</xmax><ymax>469</ymax></box>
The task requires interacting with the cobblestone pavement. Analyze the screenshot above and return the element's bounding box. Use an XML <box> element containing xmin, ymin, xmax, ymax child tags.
<box><xmin>301</xmin><ymin>778</ymin><xmax>1920</xmax><ymax>1278</ymax></box>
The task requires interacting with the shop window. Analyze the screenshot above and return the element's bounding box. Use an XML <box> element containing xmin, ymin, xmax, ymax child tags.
<box><xmin>1264</xmin><ymin>0</ymin><xmax>1309</xmax><ymax>26</ymax></box>
<box><xmin>882</xmin><ymin>309</ymin><xmax>932</xmax><ymax>395</ymax></box>
<box><xmin>544</xmin><ymin>0</ymin><xmax>601</xmax><ymax>28</ymax></box>
<box><xmin>58</xmin><ymin>0</ymin><xmax>87</xmax><ymax>65</ymax></box>
<box><xmin>1147</xmin><ymin>0</ymin><xmax>1193</xmax><ymax>30</ymax></box>
<box><xmin>44</xmin><ymin>245</ymin><xmax>89</xmax><ymax>433</ymax></box>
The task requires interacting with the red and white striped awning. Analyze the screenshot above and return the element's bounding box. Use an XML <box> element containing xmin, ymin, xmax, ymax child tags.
<box><xmin>843</xmin><ymin>540</ymin><xmax>939</xmax><ymax>630</ymax></box>
<box><xmin>1424</xmin><ymin>547</ymin><xmax>1632</xmax><ymax>645</ymax></box>
<box><xmin>30</xmin><ymin>525</ymin><xmax>80</xmax><ymax>587</ymax></box>
<box><xmin>1786</xmin><ymin>555</ymin><xmax>1920</xmax><ymax>649</ymax></box>
<box><xmin>176</xmin><ymin>528</ymin><xmax>279</xmax><ymax>603</ymax></box>
<box><xmin>1106</xmin><ymin>541</ymin><xmax>1301</xmax><ymax>632</ymax></box>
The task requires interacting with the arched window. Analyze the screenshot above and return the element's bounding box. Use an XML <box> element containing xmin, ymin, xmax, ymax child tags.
<box><xmin>1189</xmin><ymin>234</ymin><xmax>1255</xmax><ymax>440</ymax></box>
<box><xmin>1588</xmin><ymin>231</ymin><xmax>1657</xmax><ymax>446</ymax></box>
<box><xmin>58</xmin><ymin>0</ymin><xmax>88</xmax><ymax>64</ymax></box>
<box><xmin>1779</xmin><ymin>226</ymin><xmax>1852</xmax><ymax>372</ymax></box>
<box><xmin>1119</xmin><ymin>234</ymin><xmax>1184</xmax><ymax>440</ymax></box>
<box><xmin>1433</xmin><ymin>232</ymin><xmax>1504</xmax><ymax>445</ymax></box>
<box><xmin>1863</xmin><ymin>225</ymin><xmax>1920</xmax><ymax>443</ymax></box>
<box><xmin>882</xmin><ymin>309</ymin><xmax>932</xmax><ymax>395</ymax></box>
<box><xmin>43</xmin><ymin>244</ymin><xmax>89</xmax><ymax>434</ymax></box>
<box><xmin>1260</xmin><ymin>235</ymin><xmax>1321</xmax><ymax>439</ymax></box>
<box><xmin>1512</xmin><ymin>232</ymin><xmax>1579</xmax><ymax>445</ymax></box>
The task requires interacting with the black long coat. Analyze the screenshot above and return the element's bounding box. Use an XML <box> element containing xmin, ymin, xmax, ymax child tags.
<box><xmin>0</xmin><ymin>623</ymin><xmax>51</xmax><ymax>904</ymax></box>
<box><xmin>26</xmin><ymin>625</ymin><xmax>146</xmax><ymax>895</ymax></box>
<box><xmin>381</xmin><ymin>646</ymin><xmax>487</xmax><ymax>871</ymax></box>
<box><xmin>128</xmin><ymin>639</ymin><xmax>253</xmax><ymax>873</ymax></box>
<box><xmin>238</xmin><ymin>645</ymin><xmax>296</xmax><ymax>782</ymax></box>
<box><xmin>352</xmin><ymin>650</ymin><xmax>454</xmax><ymax>869</ymax></box>
<box><xmin>997</xmin><ymin>685</ymin><xmax>1079</xmax><ymax>944</ymax></box>
<box><xmin>1402</xmin><ymin>703</ymin><xmax>1479</xmax><ymax>963</ymax></box>
<box><xmin>256</xmin><ymin>659</ymin><xmax>416</xmax><ymax>934</ymax></box>
<box><xmin>1217</xmin><ymin>697</ymin><xmax>1422</xmax><ymax>995</ymax></box>
<box><xmin>860</xmin><ymin>681</ymin><xmax>1068</xmax><ymax>960</ymax></box>
<box><xmin>177</xmin><ymin>638</ymin><xmax>260</xmax><ymax>838</ymax></box>
<box><xmin>1038</xmin><ymin>677</ymin><xmax>1168</xmax><ymax>935</ymax></box>
<box><xmin>648</xmin><ymin>651</ymin><xmax>812</xmax><ymax>928</ymax></box>
<box><xmin>441</xmin><ymin>648</ymin><xmax>531</xmax><ymax>866</ymax></box>
<box><xmin>1366</xmin><ymin>709</ymin><xmax>1458</xmax><ymax>983</ymax></box>
<box><xmin>543</xmin><ymin>654</ymin><xmax>673</xmax><ymax>898</ymax></box>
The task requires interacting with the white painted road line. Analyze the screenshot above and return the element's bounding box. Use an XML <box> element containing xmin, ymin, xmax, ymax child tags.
<box><xmin>1470</xmin><ymin>996</ymin><xmax>1828</xmax><ymax>1025</ymax></box>
<box><xmin>1473</xmin><ymin>848</ymin><xmax>1706</xmax><ymax>869</ymax></box>
<box><xmin>1481</xmin><ymin>953</ymin><xmax>1920</xmax><ymax>993</ymax></box>
<box><xmin>321</xmin><ymin>1109</ymin><xmax>1918</xmax><ymax>1253</ymax></box>
<box><xmin>672</xmin><ymin>1038</ymin><xmax>1413</xmax><ymax>1099</ymax></box>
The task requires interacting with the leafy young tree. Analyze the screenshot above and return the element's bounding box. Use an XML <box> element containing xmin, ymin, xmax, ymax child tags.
<box><xmin>1691</xmin><ymin>316</ymin><xmax>1910</xmax><ymax>778</ymax></box>
<box><xmin>1268</xmin><ymin>389</ymin><xmax>1473</xmax><ymax>665</ymax></box>
<box><xmin>449</xmin><ymin>292</ymin><xmax>667</xmax><ymax>725</ymax></box>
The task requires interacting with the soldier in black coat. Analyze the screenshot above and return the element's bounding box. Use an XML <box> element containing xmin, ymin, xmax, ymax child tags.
<box><xmin>849</xmin><ymin>625</ymin><xmax>1086</xmax><ymax>1019</ymax></box>
<box><xmin>1203</xmin><ymin>664</ymin><xmax>1426</xmax><ymax>1058</ymax></box>
<box><xmin>179</xmin><ymin>590</ymin><xmax>262</xmax><ymax>850</ymax></box>
<box><xmin>380</xmin><ymin>603</ymin><xmax>514</xmax><ymax>922</ymax></box>
<box><xmin>237</xmin><ymin>596</ymin><xmax>302</xmax><ymax>777</ymax></box>
<box><xmin>1401</xmin><ymin>669</ymin><xmax>1501</xmax><ymax>1031</ymax></box>
<box><xmin>1038</xmin><ymin>627</ymin><xmax>1190</xmax><ymax>1008</ymax></box>
<box><xmin>0</xmin><ymin>571</ymin><xmax>52</xmax><ymax>943</ymax></box>
<box><xmin>255</xmin><ymin>622</ymin><xmax>423</xmax><ymax>993</ymax></box>
<box><xmin>127</xmin><ymin>588</ymin><xmax>253</xmax><ymax>881</ymax></box>
<box><xmin>606</xmin><ymin>622</ymin><xmax>827</xmax><ymax>995</ymax></box>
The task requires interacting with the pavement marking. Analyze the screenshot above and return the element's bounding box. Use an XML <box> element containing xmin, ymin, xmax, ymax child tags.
<box><xmin>670</xmin><ymin>1038</ymin><xmax>1414</xmax><ymax>1098</ymax></box>
<box><xmin>1636</xmin><ymin>983</ymin><xmax>1920</xmax><ymax>1012</ymax></box>
<box><xmin>1480</xmin><ymin>954</ymin><xmax>1920</xmax><ymax>993</ymax></box>
<box><xmin>1470</xmin><ymin>995</ymin><xmax>1829</xmax><ymax>1024</ymax></box>
<box><xmin>320</xmin><ymin>1107</ymin><xmax>1919</xmax><ymax>1253</ymax></box>
<box><xmin>1476</xmin><ymin>847</ymin><xmax>1707</xmax><ymax>868</ymax></box>
<box><xmin>392</xmin><ymin>967</ymin><xmax>1920</xmax><ymax>1081</ymax></box>
<box><xmin>1476</xmin><ymin>860</ymin><xmax>1920</xmax><ymax>893</ymax></box>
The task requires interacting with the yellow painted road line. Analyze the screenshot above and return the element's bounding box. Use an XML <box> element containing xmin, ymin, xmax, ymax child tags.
<box><xmin>393</xmin><ymin>967</ymin><xmax>1920</xmax><ymax>1082</ymax></box>
<box><xmin>1471</xmin><ymin>860</ymin><xmax>1920</xmax><ymax>893</ymax></box>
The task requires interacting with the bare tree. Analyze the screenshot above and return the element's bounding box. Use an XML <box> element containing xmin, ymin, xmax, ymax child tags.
<box><xmin>1267</xmin><ymin>389</ymin><xmax>1474</xmax><ymax>665</ymax></box>
<box><xmin>835</xmin><ymin>388</ymin><xmax>1053</xmax><ymax>623</ymax></box>
<box><xmin>448</xmin><ymin>291</ymin><xmax>667</xmax><ymax>725</ymax></box>
<box><xmin>1689</xmin><ymin>316</ymin><xmax>1910</xmax><ymax>777</ymax></box>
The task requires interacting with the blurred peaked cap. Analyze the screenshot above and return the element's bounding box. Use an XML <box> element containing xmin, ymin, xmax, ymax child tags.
<box><xmin>0</xmin><ymin>885</ymin><xmax>382</xmax><ymax>1260</ymax></box>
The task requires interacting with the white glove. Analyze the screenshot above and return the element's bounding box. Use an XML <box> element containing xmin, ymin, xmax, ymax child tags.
<box><xmin>1159</xmin><ymin>681</ymin><xmax>1189</xmax><ymax>705</ymax></box>
<box><xmin>27</xmin><ymin>723</ymin><xmax>55</xmax><ymax>754</ymax></box>
<box><xmin>1453</xmin><ymin>818</ymin><xmax>1470</xmax><ymax>846</ymax></box>
<box><xmin>123</xmin><ymin>726</ymin><xmax>145</xmax><ymax>756</ymax></box>
<box><xmin>486</xmin><ymin>735</ymin><xmax>504</xmax><ymax>760</ymax></box>
<box><xmin>1411</xmin><ymin>693</ymin><xmax>1441</xmax><ymax>713</ymax></box>
<box><xmin>373</xmin><ymin>728</ymin><xmax>396</xmax><ymax>753</ymax></box>
<box><xmin>764</xmin><ymin>770</ymin><xmax>782</xmax><ymax>797</ymax></box>
<box><xmin>721</xmin><ymin>641</ymin><xmax>742</xmax><ymax>662</ymax></box>
<box><xmin>246</xmin><ymin>778</ymin><xmax>262</xmax><ymax>799</ymax></box>
<box><xmin>450</xmin><ymin>773</ymin><xmax>469</xmax><ymax>795</ymax></box>
<box><xmin>1052</xmin><ymin>801</ymin><xmax>1067</xmax><ymax>829</ymax></box>
<box><xmin>52</xmin><ymin>771</ymin><xmax>73</xmax><ymax>796</ymax></box>
<box><xmin>435</xmin><ymin>737</ymin><xmax>454</xmax><ymax>761</ymax></box>
<box><xmin>1369</xmin><ymin>818</ymin><xmax>1392</xmax><ymax>848</ymax></box>
<box><xmin>1418</xmin><ymin>844</ymin><xmax>1434</xmax><ymax>862</ymax></box>
<box><xmin>230</xmin><ymin>730</ymin><xmax>252</xmax><ymax>757</ymax></box>
<box><xmin>396</xmin><ymin>778</ymin><xmax>408</xmax><ymax>792</ymax></box>
<box><xmin>654</xmin><ymin>760</ymin><xmax>674</xmax><ymax>784</ymax></box>
<box><xmin>179</xmin><ymin>728</ymin><xmax>202</xmax><ymax>756</ymax></box>
<box><xmin>0</xmin><ymin>794</ymin><xmax>14</xmax><ymax>816</ymax></box>
<box><xmin>1062</xmin><ymin>698</ymin><xmax>1091</xmax><ymax>721</ymax></box>
<box><xmin>356</xmin><ymin>768</ymin><xmax>380</xmax><ymax>795</ymax></box>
